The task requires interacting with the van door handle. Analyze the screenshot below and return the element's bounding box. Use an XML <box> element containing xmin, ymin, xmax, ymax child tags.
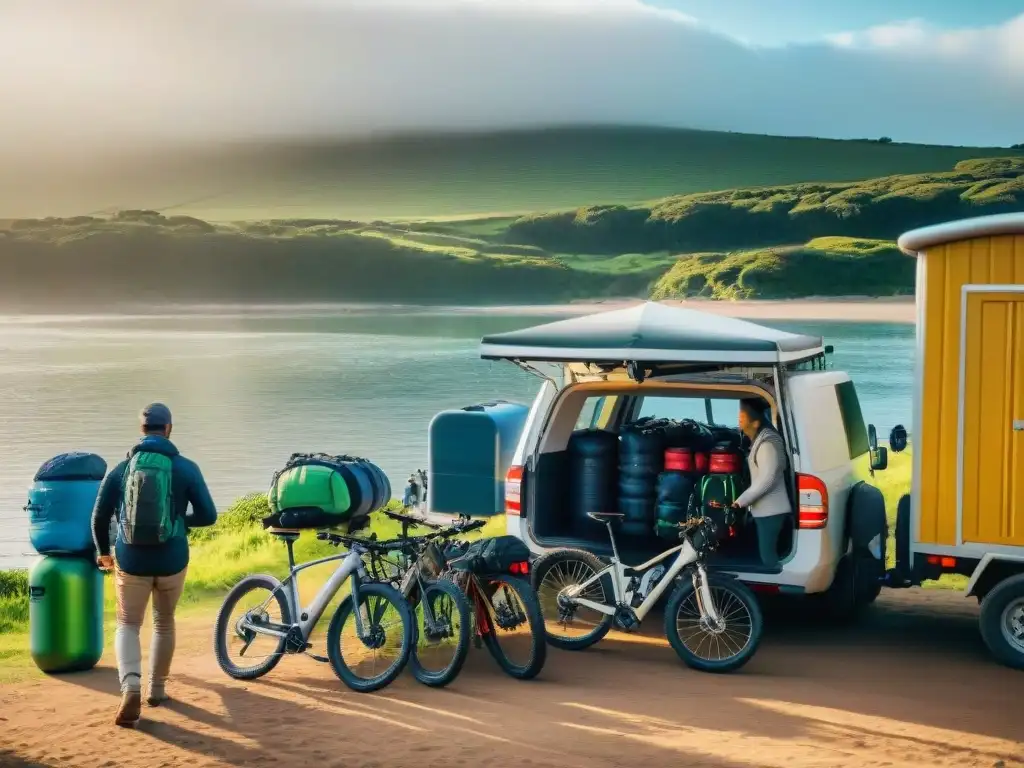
<box><xmin>1014</xmin><ymin>420</ymin><xmax>1024</xmax><ymax>431</ymax></box>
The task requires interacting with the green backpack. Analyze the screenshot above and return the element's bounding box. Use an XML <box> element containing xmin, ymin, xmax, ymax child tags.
<box><xmin>120</xmin><ymin>451</ymin><xmax>179</xmax><ymax>546</ymax></box>
<box><xmin>700</xmin><ymin>474</ymin><xmax>744</xmax><ymax>529</ymax></box>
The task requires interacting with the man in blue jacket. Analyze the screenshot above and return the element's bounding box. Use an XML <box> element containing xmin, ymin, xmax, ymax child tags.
<box><xmin>92</xmin><ymin>403</ymin><xmax>218</xmax><ymax>728</ymax></box>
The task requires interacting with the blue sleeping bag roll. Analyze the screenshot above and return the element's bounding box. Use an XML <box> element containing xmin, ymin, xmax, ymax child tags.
<box><xmin>27</xmin><ymin>452</ymin><xmax>108</xmax><ymax>556</ymax></box>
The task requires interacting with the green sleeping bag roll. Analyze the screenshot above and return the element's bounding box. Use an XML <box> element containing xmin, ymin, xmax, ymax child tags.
<box><xmin>270</xmin><ymin>464</ymin><xmax>352</xmax><ymax>517</ymax></box>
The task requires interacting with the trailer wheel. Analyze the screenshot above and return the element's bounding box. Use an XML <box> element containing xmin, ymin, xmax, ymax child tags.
<box><xmin>978</xmin><ymin>573</ymin><xmax>1024</xmax><ymax>670</ymax></box>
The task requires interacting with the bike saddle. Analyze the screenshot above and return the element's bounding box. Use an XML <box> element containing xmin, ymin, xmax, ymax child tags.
<box><xmin>586</xmin><ymin>511</ymin><xmax>625</xmax><ymax>522</ymax></box>
<box><xmin>267</xmin><ymin>528</ymin><xmax>301</xmax><ymax>541</ymax></box>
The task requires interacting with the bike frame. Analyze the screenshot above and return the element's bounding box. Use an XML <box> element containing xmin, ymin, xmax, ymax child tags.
<box><xmin>564</xmin><ymin>521</ymin><xmax>723</xmax><ymax>625</ymax></box>
<box><xmin>396</xmin><ymin>547</ymin><xmax>447</xmax><ymax>632</ymax></box>
<box><xmin>241</xmin><ymin>535</ymin><xmax>373</xmax><ymax>645</ymax></box>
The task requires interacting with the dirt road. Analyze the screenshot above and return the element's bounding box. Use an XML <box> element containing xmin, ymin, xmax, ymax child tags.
<box><xmin>1</xmin><ymin>589</ymin><xmax>1021</xmax><ymax>768</ymax></box>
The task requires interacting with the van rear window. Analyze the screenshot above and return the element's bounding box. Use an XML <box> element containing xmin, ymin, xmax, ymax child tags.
<box><xmin>835</xmin><ymin>380</ymin><xmax>869</xmax><ymax>458</ymax></box>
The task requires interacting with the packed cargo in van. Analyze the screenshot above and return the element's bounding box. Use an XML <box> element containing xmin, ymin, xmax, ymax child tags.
<box><xmin>526</xmin><ymin>382</ymin><xmax>797</xmax><ymax>570</ymax></box>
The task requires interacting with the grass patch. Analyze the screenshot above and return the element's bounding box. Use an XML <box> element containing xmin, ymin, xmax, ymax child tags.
<box><xmin>0</xmin><ymin>494</ymin><xmax>508</xmax><ymax>680</ymax></box>
<box><xmin>0</xmin><ymin>569</ymin><xmax>29</xmax><ymax>635</ymax></box>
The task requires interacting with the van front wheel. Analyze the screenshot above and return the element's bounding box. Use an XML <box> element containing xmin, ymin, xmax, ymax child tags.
<box><xmin>816</xmin><ymin>554</ymin><xmax>861</xmax><ymax>624</ymax></box>
<box><xmin>978</xmin><ymin>573</ymin><xmax>1024</xmax><ymax>670</ymax></box>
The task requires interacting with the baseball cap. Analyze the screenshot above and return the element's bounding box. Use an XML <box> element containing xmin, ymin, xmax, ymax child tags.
<box><xmin>140</xmin><ymin>402</ymin><xmax>173</xmax><ymax>428</ymax></box>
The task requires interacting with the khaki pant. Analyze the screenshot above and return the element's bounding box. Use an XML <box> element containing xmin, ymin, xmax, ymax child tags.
<box><xmin>114</xmin><ymin>566</ymin><xmax>187</xmax><ymax>695</ymax></box>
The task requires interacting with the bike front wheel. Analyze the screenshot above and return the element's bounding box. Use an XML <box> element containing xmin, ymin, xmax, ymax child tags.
<box><xmin>477</xmin><ymin>574</ymin><xmax>547</xmax><ymax>680</ymax></box>
<box><xmin>326</xmin><ymin>582</ymin><xmax>414</xmax><ymax>692</ymax></box>
<box><xmin>532</xmin><ymin>548</ymin><xmax>614</xmax><ymax>651</ymax></box>
<box><xmin>664</xmin><ymin>573</ymin><xmax>763</xmax><ymax>673</ymax></box>
<box><xmin>409</xmin><ymin>578</ymin><xmax>472</xmax><ymax>688</ymax></box>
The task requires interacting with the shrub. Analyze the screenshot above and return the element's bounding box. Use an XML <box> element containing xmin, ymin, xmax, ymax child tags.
<box><xmin>188</xmin><ymin>492</ymin><xmax>272</xmax><ymax>544</ymax></box>
<box><xmin>0</xmin><ymin>570</ymin><xmax>29</xmax><ymax>635</ymax></box>
<box><xmin>0</xmin><ymin>570</ymin><xmax>28</xmax><ymax>599</ymax></box>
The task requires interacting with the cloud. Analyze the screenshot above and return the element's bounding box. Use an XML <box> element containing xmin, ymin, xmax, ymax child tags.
<box><xmin>827</xmin><ymin>15</ymin><xmax>1024</xmax><ymax>66</ymax></box>
<box><xmin>0</xmin><ymin>0</ymin><xmax>1022</xmax><ymax>155</ymax></box>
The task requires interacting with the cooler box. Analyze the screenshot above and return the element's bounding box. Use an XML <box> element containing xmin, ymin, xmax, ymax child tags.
<box><xmin>428</xmin><ymin>401</ymin><xmax>529</xmax><ymax>517</ymax></box>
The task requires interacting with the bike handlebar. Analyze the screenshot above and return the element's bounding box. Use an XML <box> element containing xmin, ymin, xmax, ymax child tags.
<box><xmin>382</xmin><ymin>508</ymin><xmax>443</xmax><ymax>530</ymax></box>
<box><xmin>315</xmin><ymin>531</ymin><xmax>406</xmax><ymax>553</ymax></box>
<box><xmin>382</xmin><ymin>509</ymin><xmax>487</xmax><ymax>538</ymax></box>
<box><xmin>315</xmin><ymin>513</ymin><xmax>488</xmax><ymax>555</ymax></box>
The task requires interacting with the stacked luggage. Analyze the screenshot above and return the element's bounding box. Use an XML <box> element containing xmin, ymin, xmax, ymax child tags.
<box><xmin>25</xmin><ymin>452</ymin><xmax>107</xmax><ymax>674</ymax></box>
<box><xmin>654</xmin><ymin>448</ymin><xmax>700</xmax><ymax>539</ymax></box>
<box><xmin>566</xmin><ymin>417</ymin><xmax>750</xmax><ymax>542</ymax></box>
<box><xmin>618</xmin><ymin>422</ymin><xmax>666</xmax><ymax>537</ymax></box>
<box><xmin>567</xmin><ymin>429</ymin><xmax>619</xmax><ymax>534</ymax></box>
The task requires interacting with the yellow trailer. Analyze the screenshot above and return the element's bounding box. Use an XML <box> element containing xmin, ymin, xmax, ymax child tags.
<box><xmin>896</xmin><ymin>212</ymin><xmax>1024</xmax><ymax>669</ymax></box>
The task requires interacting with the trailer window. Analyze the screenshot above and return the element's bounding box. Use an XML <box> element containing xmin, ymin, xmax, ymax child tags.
<box><xmin>835</xmin><ymin>380</ymin><xmax>869</xmax><ymax>458</ymax></box>
<box><xmin>575</xmin><ymin>396</ymin><xmax>619</xmax><ymax>430</ymax></box>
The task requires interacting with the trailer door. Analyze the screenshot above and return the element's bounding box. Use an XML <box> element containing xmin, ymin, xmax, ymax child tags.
<box><xmin>960</xmin><ymin>288</ymin><xmax>1024</xmax><ymax>547</ymax></box>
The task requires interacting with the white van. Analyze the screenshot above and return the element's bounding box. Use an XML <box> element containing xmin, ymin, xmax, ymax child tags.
<box><xmin>483</xmin><ymin>302</ymin><xmax>890</xmax><ymax>620</ymax></box>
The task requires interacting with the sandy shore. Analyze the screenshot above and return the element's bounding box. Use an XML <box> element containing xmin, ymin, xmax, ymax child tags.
<box><xmin>455</xmin><ymin>297</ymin><xmax>917</xmax><ymax>324</ymax></box>
<box><xmin>0</xmin><ymin>297</ymin><xmax>917</xmax><ymax>324</ymax></box>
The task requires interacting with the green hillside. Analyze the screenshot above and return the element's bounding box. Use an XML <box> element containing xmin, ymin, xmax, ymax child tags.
<box><xmin>1</xmin><ymin>157</ymin><xmax>1019</xmax><ymax>307</ymax></box>
<box><xmin>504</xmin><ymin>157</ymin><xmax>1024</xmax><ymax>254</ymax></box>
<box><xmin>6</xmin><ymin>127</ymin><xmax>1019</xmax><ymax>221</ymax></box>
<box><xmin>650</xmin><ymin>238</ymin><xmax>910</xmax><ymax>300</ymax></box>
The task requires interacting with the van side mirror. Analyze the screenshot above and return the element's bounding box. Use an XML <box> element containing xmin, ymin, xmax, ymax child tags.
<box><xmin>867</xmin><ymin>424</ymin><xmax>878</xmax><ymax>452</ymax></box>
<box><xmin>870</xmin><ymin>446</ymin><xmax>888</xmax><ymax>472</ymax></box>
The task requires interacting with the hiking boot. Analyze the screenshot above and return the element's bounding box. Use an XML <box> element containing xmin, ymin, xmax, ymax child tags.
<box><xmin>114</xmin><ymin>691</ymin><xmax>142</xmax><ymax>728</ymax></box>
<box><xmin>146</xmin><ymin>687</ymin><xmax>170</xmax><ymax>707</ymax></box>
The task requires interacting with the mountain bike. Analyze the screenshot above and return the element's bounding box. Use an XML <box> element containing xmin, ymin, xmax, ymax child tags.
<box><xmin>382</xmin><ymin>509</ymin><xmax>548</xmax><ymax>681</ymax></box>
<box><xmin>213</xmin><ymin>527</ymin><xmax>414</xmax><ymax>692</ymax></box>
<box><xmin>322</xmin><ymin>518</ymin><xmax>474</xmax><ymax>688</ymax></box>
<box><xmin>531</xmin><ymin>511</ymin><xmax>763</xmax><ymax>673</ymax></box>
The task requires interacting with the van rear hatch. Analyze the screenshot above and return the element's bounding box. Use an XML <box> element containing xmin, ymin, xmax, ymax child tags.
<box><xmin>479</xmin><ymin>302</ymin><xmax>824</xmax><ymax>368</ymax></box>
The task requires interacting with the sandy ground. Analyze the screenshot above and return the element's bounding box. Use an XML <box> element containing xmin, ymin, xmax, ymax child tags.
<box><xmin>453</xmin><ymin>298</ymin><xmax>917</xmax><ymax>324</ymax></box>
<box><xmin>1</xmin><ymin>589</ymin><xmax>1020</xmax><ymax>768</ymax></box>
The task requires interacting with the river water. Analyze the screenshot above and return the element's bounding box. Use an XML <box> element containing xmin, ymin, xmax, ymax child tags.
<box><xmin>0</xmin><ymin>307</ymin><xmax>914</xmax><ymax>567</ymax></box>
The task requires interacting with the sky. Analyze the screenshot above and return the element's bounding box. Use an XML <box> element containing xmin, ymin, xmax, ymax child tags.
<box><xmin>1</xmin><ymin>0</ymin><xmax>1022</xmax><ymax>154</ymax></box>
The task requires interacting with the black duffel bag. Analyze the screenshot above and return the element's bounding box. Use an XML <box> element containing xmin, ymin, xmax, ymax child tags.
<box><xmin>262</xmin><ymin>506</ymin><xmax>372</xmax><ymax>534</ymax></box>
<box><xmin>448</xmin><ymin>535</ymin><xmax>530</xmax><ymax>575</ymax></box>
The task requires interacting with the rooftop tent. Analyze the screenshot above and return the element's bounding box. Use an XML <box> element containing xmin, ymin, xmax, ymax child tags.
<box><xmin>479</xmin><ymin>301</ymin><xmax>824</xmax><ymax>366</ymax></box>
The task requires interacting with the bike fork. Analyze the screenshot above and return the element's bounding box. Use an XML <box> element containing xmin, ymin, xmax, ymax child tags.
<box><xmin>693</xmin><ymin>565</ymin><xmax>724</xmax><ymax>628</ymax></box>
<box><xmin>349</xmin><ymin>575</ymin><xmax>372</xmax><ymax>641</ymax></box>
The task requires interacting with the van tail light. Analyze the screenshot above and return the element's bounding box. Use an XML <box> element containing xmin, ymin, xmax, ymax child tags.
<box><xmin>505</xmin><ymin>465</ymin><xmax>524</xmax><ymax>517</ymax></box>
<box><xmin>796</xmin><ymin>474</ymin><xmax>829</xmax><ymax>529</ymax></box>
